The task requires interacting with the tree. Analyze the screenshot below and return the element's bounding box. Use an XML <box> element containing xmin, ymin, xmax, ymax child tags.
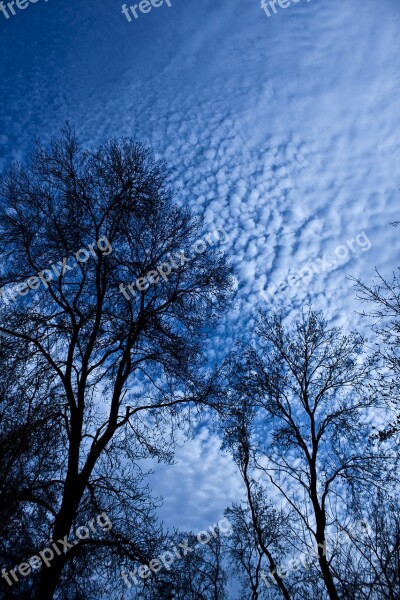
<box><xmin>0</xmin><ymin>126</ymin><xmax>233</xmax><ymax>599</ymax></box>
<box><xmin>352</xmin><ymin>266</ymin><xmax>400</xmax><ymax>440</ymax></box>
<box><xmin>223</xmin><ymin>308</ymin><xmax>389</xmax><ymax>599</ymax></box>
<box><xmin>0</xmin><ymin>335</ymin><xmax>65</xmax><ymax>600</ymax></box>
<box><xmin>129</xmin><ymin>528</ymin><xmax>228</xmax><ymax>600</ymax></box>
<box><xmin>331</xmin><ymin>490</ymin><xmax>400</xmax><ymax>599</ymax></box>
<box><xmin>222</xmin><ymin>396</ymin><xmax>293</xmax><ymax>600</ymax></box>
<box><xmin>224</xmin><ymin>501</ymin><xmax>292</xmax><ymax>600</ymax></box>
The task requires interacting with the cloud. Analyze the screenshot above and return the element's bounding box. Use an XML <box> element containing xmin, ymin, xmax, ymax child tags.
<box><xmin>1</xmin><ymin>0</ymin><xmax>400</xmax><ymax>529</ymax></box>
<box><xmin>152</xmin><ymin>427</ymin><xmax>243</xmax><ymax>531</ymax></box>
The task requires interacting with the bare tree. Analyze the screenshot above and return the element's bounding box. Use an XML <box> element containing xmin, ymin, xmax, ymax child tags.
<box><xmin>0</xmin><ymin>336</ymin><xmax>65</xmax><ymax>600</ymax></box>
<box><xmin>331</xmin><ymin>490</ymin><xmax>400</xmax><ymax>599</ymax></box>
<box><xmin>223</xmin><ymin>308</ymin><xmax>389</xmax><ymax>600</ymax></box>
<box><xmin>225</xmin><ymin>503</ymin><xmax>264</xmax><ymax>600</ymax></box>
<box><xmin>224</xmin><ymin>500</ymin><xmax>293</xmax><ymax>600</ymax></box>
<box><xmin>0</xmin><ymin>127</ymin><xmax>233</xmax><ymax>599</ymax></box>
<box><xmin>127</xmin><ymin>528</ymin><xmax>228</xmax><ymax>600</ymax></box>
<box><xmin>169</xmin><ymin>528</ymin><xmax>228</xmax><ymax>600</ymax></box>
<box><xmin>352</xmin><ymin>265</ymin><xmax>400</xmax><ymax>440</ymax></box>
<box><xmin>222</xmin><ymin>397</ymin><xmax>293</xmax><ymax>600</ymax></box>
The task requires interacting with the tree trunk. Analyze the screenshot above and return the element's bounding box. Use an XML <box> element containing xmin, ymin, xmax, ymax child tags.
<box><xmin>35</xmin><ymin>557</ymin><xmax>65</xmax><ymax>600</ymax></box>
<box><xmin>318</xmin><ymin>550</ymin><xmax>340</xmax><ymax>600</ymax></box>
<box><xmin>34</xmin><ymin>479</ymin><xmax>82</xmax><ymax>599</ymax></box>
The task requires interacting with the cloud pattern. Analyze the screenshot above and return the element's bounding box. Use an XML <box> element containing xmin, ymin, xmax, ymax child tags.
<box><xmin>1</xmin><ymin>0</ymin><xmax>400</xmax><ymax>529</ymax></box>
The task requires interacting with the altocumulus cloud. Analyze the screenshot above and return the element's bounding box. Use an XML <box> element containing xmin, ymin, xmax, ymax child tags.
<box><xmin>1</xmin><ymin>0</ymin><xmax>400</xmax><ymax>529</ymax></box>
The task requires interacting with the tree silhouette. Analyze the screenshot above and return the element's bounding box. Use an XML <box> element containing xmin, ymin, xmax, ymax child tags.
<box><xmin>353</xmin><ymin>264</ymin><xmax>400</xmax><ymax>441</ymax></box>
<box><xmin>130</xmin><ymin>528</ymin><xmax>228</xmax><ymax>600</ymax></box>
<box><xmin>222</xmin><ymin>308</ymin><xmax>390</xmax><ymax>599</ymax></box>
<box><xmin>0</xmin><ymin>126</ymin><xmax>233</xmax><ymax>599</ymax></box>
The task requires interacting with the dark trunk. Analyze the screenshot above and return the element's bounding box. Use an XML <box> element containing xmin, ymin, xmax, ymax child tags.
<box><xmin>34</xmin><ymin>557</ymin><xmax>65</xmax><ymax>600</ymax></box>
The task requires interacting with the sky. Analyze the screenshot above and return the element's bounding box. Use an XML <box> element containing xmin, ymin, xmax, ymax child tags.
<box><xmin>1</xmin><ymin>0</ymin><xmax>400</xmax><ymax>532</ymax></box>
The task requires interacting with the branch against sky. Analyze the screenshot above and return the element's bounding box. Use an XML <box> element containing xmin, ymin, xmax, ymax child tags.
<box><xmin>0</xmin><ymin>126</ymin><xmax>234</xmax><ymax>600</ymax></box>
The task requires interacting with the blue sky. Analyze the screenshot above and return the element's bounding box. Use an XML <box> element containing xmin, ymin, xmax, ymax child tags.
<box><xmin>1</xmin><ymin>0</ymin><xmax>400</xmax><ymax>532</ymax></box>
